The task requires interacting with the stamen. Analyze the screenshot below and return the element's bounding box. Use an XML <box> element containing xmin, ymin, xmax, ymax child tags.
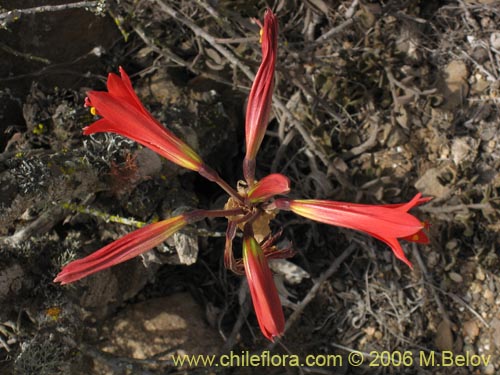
<box><xmin>90</xmin><ymin>107</ymin><xmax>97</xmax><ymax>116</ymax></box>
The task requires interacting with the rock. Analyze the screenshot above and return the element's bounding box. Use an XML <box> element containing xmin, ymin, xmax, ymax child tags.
<box><xmin>386</xmin><ymin>126</ymin><xmax>408</xmax><ymax>148</ymax></box>
<box><xmin>269</xmin><ymin>259</ymin><xmax>310</xmax><ymax>285</ymax></box>
<box><xmin>136</xmin><ymin>69</ymin><xmax>238</xmax><ymax>173</ymax></box>
<box><xmin>77</xmin><ymin>259</ymin><xmax>151</xmax><ymax>318</ymax></box>
<box><xmin>170</xmin><ymin>231</ymin><xmax>199</xmax><ymax>265</ymax></box>
<box><xmin>435</xmin><ymin>319</ymin><xmax>454</xmax><ymax>351</ymax></box>
<box><xmin>99</xmin><ymin>293</ymin><xmax>222</xmax><ymax>360</ymax></box>
<box><xmin>449</xmin><ymin>272</ymin><xmax>463</xmax><ymax>283</ymax></box>
<box><xmin>0</xmin><ymin>1</ymin><xmax>118</xmax><ymax>99</ymax></box>
<box><xmin>471</xmin><ymin>73</ymin><xmax>490</xmax><ymax>95</ymax></box>
<box><xmin>0</xmin><ymin>91</ymin><xmax>23</xmax><ymax>152</ymax></box>
<box><xmin>483</xmin><ymin>288</ymin><xmax>495</xmax><ymax>305</ymax></box>
<box><xmin>0</xmin><ymin>262</ymin><xmax>25</xmax><ymax>301</ymax></box>
<box><xmin>135</xmin><ymin>148</ymin><xmax>162</xmax><ymax>180</ymax></box>
<box><xmin>491</xmin><ymin>32</ymin><xmax>500</xmax><ymax>50</ymax></box>
<box><xmin>415</xmin><ymin>167</ymin><xmax>452</xmax><ymax>199</ymax></box>
<box><xmin>138</xmin><ymin>70</ymin><xmax>186</xmax><ymax>106</ymax></box>
<box><xmin>437</xmin><ymin>60</ymin><xmax>469</xmax><ymax>110</ymax></box>
<box><xmin>490</xmin><ymin>318</ymin><xmax>500</xmax><ymax>349</ymax></box>
<box><xmin>462</xmin><ymin>319</ymin><xmax>480</xmax><ymax>341</ymax></box>
<box><xmin>484</xmin><ymin>363</ymin><xmax>495</xmax><ymax>375</ymax></box>
<box><xmin>476</xmin><ymin>267</ymin><xmax>486</xmax><ymax>281</ymax></box>
<box><xmin>451</xmin><ymin>137</ymin><xmax>478</xmax><ymax>167</ymax></box>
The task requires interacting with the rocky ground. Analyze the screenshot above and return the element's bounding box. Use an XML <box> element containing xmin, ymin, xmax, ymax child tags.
<box><xmin>1</xmin><ymin>0</ymin><xmax>500</xmax><ymax>374</ymax></box>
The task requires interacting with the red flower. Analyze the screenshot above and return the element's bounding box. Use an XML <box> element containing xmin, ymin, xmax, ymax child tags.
<box><xmin>243</xmin><ymin>235</ymin><xmax>285</xmax><ymax>341</ymax></box>
<box><xmin>247</xmin><ymin>173</ymin><xmax>290</xmax><ymax>203</ymax></box>
<box><xmin>54</xmin><ymin>215</ymin><xmax>187</xmax><ymax>284</ymax></box>
<box><xmin>275</xmin><ymin>194</ymin><xmax>428</xmax><ymax>268</ymax></box>
<box><xmin>84</xmin><ymin>67</ymin><xmax>204</xmax><ymax>172</ymax></box>
<box><xmin>243</xmin><ymin>9</ymin><xmax>278</xmax><ymax>183</ymax></box>
<box><xmin>53</xmin><ymin>7</ymin><xmax>432</xmax><ymax>344</ymax></box>
<box><xmin>380</xmin><ymin>196</ymin><xmax>431</xmax><ymax>245</ymax></box>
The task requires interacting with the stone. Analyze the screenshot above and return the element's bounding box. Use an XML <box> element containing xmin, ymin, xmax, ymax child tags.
<box><xmin>415</xmin><ymin>167</ymin><xmax>451</xmax><ymax>198</ymax></box>
<box><xmin>462</xmin><ymin>319</ymin><xmax>480</xmax><ymax>340</ymax></box>
<box><xmin>435</xmin><ymin>319</ymin><xmax>454</xmax><ymax>351</ymax></box>
<box><xmin>0</xmin><ymin>262</ymin><xmax>25</xmax><ymax>301</ymax></box>
<box><xmin>437</xmin><ymin>60</ymin><xmax>469</xmax><ymax>110</ymax></box>
<box><xmin>99</xmin><ymin>293</ymin><xmax>222</xmax><ymax>360</ymax></box>
<box><xmin>490</xmin><ymin>318</ymin><xmax>500</xmax><ymax>349</ymax></box>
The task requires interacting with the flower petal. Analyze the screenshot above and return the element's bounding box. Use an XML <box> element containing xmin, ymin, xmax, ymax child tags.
<box><xmin>247</xmin><ymin>173</ymin><xmax>290</xmax><ymax>203</ymax></box>
<box><xmin>244</xmin><ymin>9</ymin><xmax>278</xmax><ymax>182</ymax></box>
<box><xmin>54</xmin><ymin>215</ymin><xmax>187</xmax><ymax>284</ymax></box>
<box><xmin>376</xmin><ymin>235</ymin><xmax>413</xmax><ymax>268</ymax></box>
<box><xmin>401</xmin><ymin>228</ymin><xmax>429</xmax><ymax>244</ymax></box>
<box><xmin>381</xmin><ymin>195</ymin><xmax>432</xmax><ymax>209</ymax></box>
<box><xmin>286</xmin><ymin>199</ymin><xmax>422</xmax><ymax>238</ymax></box>
<box><xmin>243</xmin><ymin>235</ymin><xmax>285</xmax><ymax>341</ymax></box>
<box><xmin>275</xmin><ymin>194</ymin><xmax>428</xmax><ymax>267</ymax></box>
<box><xmin>85</xmin><ymin>89</ymin><xmax>203</xmax><ymax>171</ymax></box>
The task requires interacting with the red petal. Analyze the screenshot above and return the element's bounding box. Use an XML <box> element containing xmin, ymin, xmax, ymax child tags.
<box><xmin>287</xmin><ymin>199</ymin><xmax>423</xmax><ymax>239</ymax></box>
<box><xmin>376</xmin><ymin>235</ymin><xmax>413</xmax><ymax>269</ymax></box>
<box><xmin>243</xmin><ymin>235</ymin><xmax>285</xmax><ymax>341</ymax></box>
<box><xmin>54</xmin><ymin>216</ymin><xmax>187</xmax><ymax>284</ymax></box>
<box><xmin>106</xmin><ymin>73</ymin><xmax>141</xmax><ymax>113</ymax></box>
<box><xmin>381</xmin><ymin>194</ymin><xmax>432</xmax><ymax>209</ymax></box>
<box><xmin>84</xmin><ymin>90</ymin><xmax>203</xmax><ymax>171</ymax></box>
<box><xmin>274</xmin><ymin>195</ymin><xmax>429</xmax><ymax>268</ymax></box>
<box><xmin>401</xmin><ymin>229</ymin><xmax>429</xmax><ymax>244</ymax></box>
<box><xmin>244</xmin><ymin>9</ymin><xmax>278</xmax><ymax>173</ymax></box>
<box><xmin>247</xmin><ymin>173</ymin><xmax>290</xmax><ymax>203</ymax></box>
<box><xmin>104</xmin><ymin>68</ymin><xmax>152</xmax><ymax>119</ymax></box>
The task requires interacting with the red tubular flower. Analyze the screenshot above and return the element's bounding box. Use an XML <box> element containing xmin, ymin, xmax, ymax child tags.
<box><xmin>247</xmin><ymin>173</ymin><xmax>290</xmax><ymax>203</ymax></box>
<box><xmin>84</xmin><ymin>67</ymin><xmax>204</xmax><ymax>172</ymax></box>
<box><xmin>243</xmin><ymin>235</ymin><xmax>285</xmax><ymax>341</ymax></box>
<box><xmin>53</xmin><ymin>215</ymin><xmax>188</xmax><ymax>284</ymax></box>
<box><xmin>381</xmin><ymin>196</ymin><xmax>432</xmax><ymax>245</ymax></box>
<box><xmin>243</xmin><ymin>9</ymin><xmax>278</xmax><ymax>183</ymax></box>
<box><xmin>274</xmin><ymin>194</ymin><xmax>428</xmax><ymax>268</ymax></box>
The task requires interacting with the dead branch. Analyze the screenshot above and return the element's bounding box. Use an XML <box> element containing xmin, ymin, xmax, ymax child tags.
<box><xmin>153</xmin><ymin>0</ymin><xmax>254</xmax><ymax>80</ymax></box>
<box><xmin>0</xmin><ymin>1</ymin><xmax>101</xmax><ymax>27</ymax></box>
<box><xmin>0</xmin><ymin>207</ymin><xmax>66</xmax><ymax>248</ymax></box>
<box><xmin>152</xmin><ymin>0</ymin><xmax>332</xmax><ymax>167</ymax></box>
<box><xmin>281</xmin><ymin>243</ymin><xmax>357</xmax><ymax>336</ymax></box>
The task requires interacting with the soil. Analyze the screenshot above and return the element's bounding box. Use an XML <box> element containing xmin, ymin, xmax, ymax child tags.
<box><xmin>1</xmin><ymin>1</ymin><xmax>500</xmax><ymax>374</ymax></box>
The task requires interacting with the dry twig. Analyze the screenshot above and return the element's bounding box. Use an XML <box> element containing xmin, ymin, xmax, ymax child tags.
<box><xmin>281</xmin><ymin>243</ymin><xmax>357</xmax><ymax>336</ymax></box>
<box><xmin>0</xmin><ymin>1</ymin><xmax>101</xmax><ymax>27</ymax></box>
<box><xmin>412</xmin><ymin>243</ymin><xmax>451</xmax><ymax>324</ymax></box>
<box><xmin>0</xmin><ymin>208</ymin><xmax>66</xmax><ymax>248</ymax></box>
<box><xmin>152</xmin><ymin>0</ymin><xmax>331</xmax><ymax>167</ymax></box>
<box><xmin>153</xmin><ymin>0</ymin><xmax>254</xmax><ymax>80</ymax></box>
